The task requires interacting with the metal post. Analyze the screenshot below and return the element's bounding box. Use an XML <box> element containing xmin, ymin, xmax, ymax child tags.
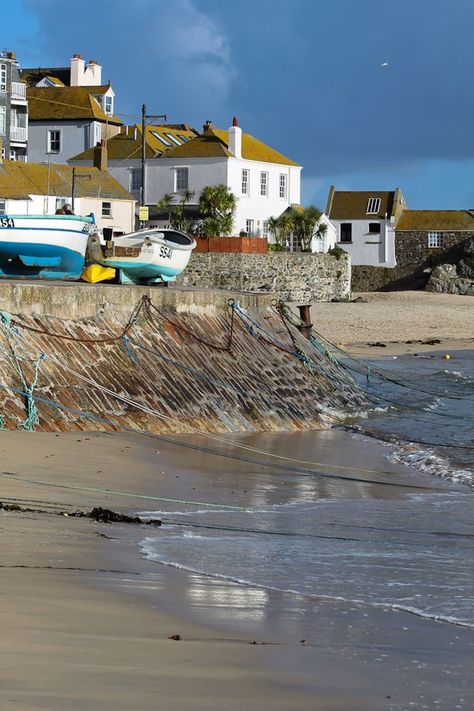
<box><xmin>141</xmin><ymin>103</ymin><xmax>146</xmax><ymax>207</ymax></box>
<box><xmin>297</xmin><ymin>304</ymin><xmax>313</xmax><ymax>339</ymax></box>
<box><xmin>71</xmin><ymin>166</ymin><xmax>76</xmax><ymax>213</ymax></box>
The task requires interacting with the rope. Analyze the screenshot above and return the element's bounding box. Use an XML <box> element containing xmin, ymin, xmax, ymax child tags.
<box><xmin>10</xmin><ymin>296</ymin><xmax>148</xmax><ymax>345</ymax></box>
<box><xmin>0</xmin><ymin>472</ymin><xmax>253</xmax><ymax>511</ymax></box>
<box><xmin>146</xmin><ymin>299</ymin><xmax>235</xmax><ymax>352</ymax></box>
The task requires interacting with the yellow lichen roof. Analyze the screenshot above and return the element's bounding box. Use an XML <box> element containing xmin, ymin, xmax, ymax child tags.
<box><xmin>160</xmin><ymin>132</ymin><xmax>233</xmax><ymax>159</ymax></box>
<box><xmin>327</xmin><ymin>190</ymin><xmax>398</xmax><ymax>219</ymax></box>
<box><xmin>212</xmin><ymin>128</ymin><xmax>299</xmax><ymax>166</ymax></box>
<box><xmin>27</xmin><ymin>86</ymin><xmax>121</xmax><ymax>124</ymax></box>
<box><xmin>0</xmin><ymin>161</ymin><xmax>134</xmax><ymax>201</ymax></box>
<box><xmin>161</xmin><ymin>127</ymin><xmax>299</xmax><ymax>165</ymax></box>
<box><xmin>69</xmin><ymin>124</ymin><xmax>199</xmax><ymax>162</ymax></box>
<box><xmin>396</xmin><ymin>210</ymin><xmax>474</xmax><ymax>231</ymax></box>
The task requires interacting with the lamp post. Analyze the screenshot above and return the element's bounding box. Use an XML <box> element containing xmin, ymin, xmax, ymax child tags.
<box><xmin>141</xmin><ymin>103</ymin><xmax>166</xmax><ymax>210</ymax></box>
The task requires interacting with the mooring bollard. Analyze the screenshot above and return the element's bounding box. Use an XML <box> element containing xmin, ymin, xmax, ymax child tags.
<box><xmin>297</xmin><ymin>304</ymin><xmax>312</xmax><ymax>339</ymax></box>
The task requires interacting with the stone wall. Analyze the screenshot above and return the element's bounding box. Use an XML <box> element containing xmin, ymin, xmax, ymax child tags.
<box><xmin>352</xmin><ymin>231</ymin><xmax>474</xmax><ymax>291</ymax></box>
<box><xmin>175</xmin><ymin>252</ymin><xmax>351</xmax><ymax>302</ymax></box>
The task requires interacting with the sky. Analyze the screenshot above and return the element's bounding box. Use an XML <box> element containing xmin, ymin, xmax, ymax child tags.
<box><xmin>4</xmin><ymin>0</ymin><xmax>474</xmax><ymax>210</ymax></box>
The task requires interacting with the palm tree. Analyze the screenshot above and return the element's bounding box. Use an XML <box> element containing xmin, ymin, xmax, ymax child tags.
<box><xmin>156</xmin><ymin>193</ymin><xmax>173</xmax><ymax>224</ymax></box>
<box><xmin>289</xmin><ymin>205</ymin><xmax>327</xmax><ymax>251</ymax></box>
<box><xmin>199</xmin><ymin>184</ymin><xmax>237</xmax><ymax>237</ymax></box>
<box><xmin>156</xmin><ymin>190</ymin><xmax>195</xmax><ymax>232</ymax></box>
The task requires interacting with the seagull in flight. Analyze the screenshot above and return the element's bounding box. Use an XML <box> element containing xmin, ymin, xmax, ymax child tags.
<box><xmin>381</xmin><ymin>61</ymin><xmax>389</xmax><ymax>68</ymax></box>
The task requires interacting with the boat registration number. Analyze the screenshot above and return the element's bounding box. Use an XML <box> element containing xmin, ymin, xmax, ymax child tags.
<box><xmin>159</xmin><ymin>245</ymin><xmax>173</xmax><ymax>259</ymax></box>
<box><xmin>0</xmin><ymin>218</ymin><xmax>15</xmax><ymax>228</ymax></box>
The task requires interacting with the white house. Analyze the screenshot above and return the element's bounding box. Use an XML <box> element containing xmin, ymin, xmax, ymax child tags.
<box><xmin>23</xmin><ymin>54</ymin><xmax>121</xmax><ymax>165</ymax></box>
<box><xmin>70</xmin><ymin>117</ymin><xmax>302</xmax><ymax>237</ymax></box>
<box><xmin>0</xmin><ymin>156</ymin><xmax>136</xmax><ymax>233</ymax></box>
<box><xmin>326</xmin><ymin>186</ymin><xmax>406</xmax><ymax>267</ymax></box>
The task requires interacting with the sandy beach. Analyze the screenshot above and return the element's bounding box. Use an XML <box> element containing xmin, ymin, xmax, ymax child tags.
<box><xmin>1</xmin><ymin>291</ymin><xmax>474</xmax><ymax>709</ymax></box>
<box><xmin>1</xmin><ymin>428</ymin><xmax>474</xmax><ymax>710</ymax></box>
<box><xmin>306</xmin><ymin>291</ymin><xmax>474</xmax><ymax>356</ymax></box>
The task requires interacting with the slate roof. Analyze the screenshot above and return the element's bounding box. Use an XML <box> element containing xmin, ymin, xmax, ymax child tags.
<box><xmin>0</xmin><ymin>160</ymin><xmax>134</xmax><ymax>201</ymax></box>
<box><xmin>396</xmin><ymin>210</ymin><xmax>474</xmax><ymax>231</ymax></box>
<box><xmin>27</xmin><ymin>86</ymin><xmax>121</xmax><ymax>125</ymax></box>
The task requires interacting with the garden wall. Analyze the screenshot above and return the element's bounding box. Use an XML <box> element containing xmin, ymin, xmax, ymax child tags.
<box><xmin>175</xmin><ymin>251</ymin><xmax>351</xmax><ymax>302</ymax></box>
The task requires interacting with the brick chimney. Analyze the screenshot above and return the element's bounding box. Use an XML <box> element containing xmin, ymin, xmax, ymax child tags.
<box><xmin>93</xmin><ymin>140</ymin><xmax>108</xmax><ymax>171</ymax></box>
<box><xmin>228</xmin><ymin>116</ymin><xmax>242</xmax><ymax>159</ymax></box>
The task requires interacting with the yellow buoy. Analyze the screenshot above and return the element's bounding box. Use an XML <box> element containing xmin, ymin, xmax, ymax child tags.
<box><xmin>443</xmin><ymin>354</ymin><xmax>451</xmax><ymax>360</ymax></box>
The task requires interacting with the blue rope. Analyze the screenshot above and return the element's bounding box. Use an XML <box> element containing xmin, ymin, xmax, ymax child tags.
<box><xmin>121</xmin><ymin>335</ymin><xmax>138</xmax><ymax>364</ymax></box>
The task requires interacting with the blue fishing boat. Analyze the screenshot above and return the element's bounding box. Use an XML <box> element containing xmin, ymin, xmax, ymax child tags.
<box><xmin>0</xmin><ymin>213</ymin><xmax>96</xmax><ymax>280</ymax></box>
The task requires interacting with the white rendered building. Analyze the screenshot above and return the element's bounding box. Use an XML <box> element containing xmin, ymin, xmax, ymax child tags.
<box><xmin>326</xmin><ymin>186</ymin><xmax>407</xmax><ymax>267</ymax></box>
<box><xmin>70</xmin><ymin>118</ymin><xmax>302</xmax><ymax>237</ymax></box>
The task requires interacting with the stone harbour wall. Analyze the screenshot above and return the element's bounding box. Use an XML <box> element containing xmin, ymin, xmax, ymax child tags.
<box><xmin>0</xmin><ymin>286</ymin><xmax>364</xmax><ymax>435</ymax></box>
<box><xmin>175</xmin><ymin>252</ymin><xmax>351</xmax><ymax>303</ymax></box>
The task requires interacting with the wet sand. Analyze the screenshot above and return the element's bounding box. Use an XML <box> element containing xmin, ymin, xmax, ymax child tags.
<box><xmin>303</xmin><ymin>291</ymin><xmax>474</xmax><ymax>356</ymax></box>
<box><xmin>1</xmin><ymin>430</ymin><xmax>473</xmax><ymax>710</ymax></box>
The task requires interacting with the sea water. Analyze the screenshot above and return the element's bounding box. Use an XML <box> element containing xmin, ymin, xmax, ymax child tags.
<box><xmin>136</xmin><ymin>350</ymin><xmax>474</xmax><ymax>636</ymax></box>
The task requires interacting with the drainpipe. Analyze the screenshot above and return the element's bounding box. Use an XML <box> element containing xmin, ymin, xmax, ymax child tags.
<box><xmin>297</xmin><ymin>304</ymin><xmax>312</xmax><ymax>339</ymax></box>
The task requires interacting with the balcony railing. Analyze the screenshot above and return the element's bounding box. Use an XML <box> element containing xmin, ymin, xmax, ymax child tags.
<box><xmin>11</xmin><ymin>82</ymin><xmax>27</xmax><ymax>101</ymax></box>
<box><xmin>10</xmin><ymin>126</ymin><xmax>27</xmax><ymax>143</ymax></box>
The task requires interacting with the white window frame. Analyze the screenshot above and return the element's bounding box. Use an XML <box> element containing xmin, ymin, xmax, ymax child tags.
<box><xmin>262</xmin><ymin>220</ymin><xmax>269</xmax><ymax>237</ymax></box>
<box><xmin>279</xmin><ymin>173</ymin><xmax>287</xmax><ymax>199</ymax></box>
<box><xmin>130</xmin><ymin>167</ymin><xmax>141</xmax><ymax>191</ymax></box>
<box><xmin>245</xmin><ymin>219</ymin><xmax>254</xmax><ymax>236</ymax></box>
<box><xmin>175</xmin><ymin>166</ymin><xmax>189</xmax><ymax>192</ymax></box>
<box><xmin>260</xmin><ymin>171</ymin><xmax>268</xmax><ymax>197</ymax></box>
<box><xmin>0</xmin><ymin>64</ymin><xmax>6</xmax><ymax>92</ymax></box>
<box><xmin>366</xmin><ymin>197</ymin><xmax>381</xmax><ymax>214</ymax></box>
<box><xmin>94</xmin><ymin>122</ymin><xmax>102</xmax><ymax>145</ymax></box>
<box><xmin>101</xmin><ymin>201</ymin><xmax>112</xmax><ymax>218</ymax></box>
<box><xmin>55</xmin><ymin>197</ymin><xmax>68</xmax><ymax>212</ymax></box>
<box><xmin>47</xmin><ymin>129</ymin><xmax>61</xmax><ymax>154</ymax></box>
<box><xmin>0</xmin><ymin>199</ymin><xmax>6</xmax><ymax>214</ymax></box>
<box><xmin>241</xmin><ymin>169</ymin><xmax>249</xmax><ymax>195</ymax></box>
<box><xmin>9</xmin><ymin>149</ymin><xmax>17</xmax><ymax>161</ymax></box>
<box><xmin>0</xmin><ymin>106</ymin><xmax>6</xmax><ymax>135</ymax></box>
<box><xmin>428</xmin><ymin>231</ymin><xmax>443</xmax><ymax>248</ymax></box>
<box><xmin>104</xmin><ymin>95</ymin><xmax>113</xmax><ymax>115</ymax></box>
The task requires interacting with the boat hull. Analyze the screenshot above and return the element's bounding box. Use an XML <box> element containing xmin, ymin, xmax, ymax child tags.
<box><xmin>88</xmin><ymin>228</ymin><xmax>196</xmax><ymax>285</ymax></box>
<box><xmin>0</xmin><ymin>215</ymin><xmax>95</xmax><ymax>280</ymax></box>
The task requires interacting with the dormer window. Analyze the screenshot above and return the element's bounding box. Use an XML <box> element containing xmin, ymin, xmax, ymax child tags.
<box><xmin>366</xmin><ymin>198</ymin><xmax>381</xmax><ymax>214</ymax></box>
<box><xmin>151</xmin><ymin>131</ymin><xmax>172</xmax><ymax>147</ymax></box>
<box><xmin>104</xmin><ymin>95</ymin><xmax>113</xmax><ymax>115</ymax></box>
<box><xmin>165</xmin><ymin>133</ymin><xmax>181</xmax><ymax>145</ymax></box>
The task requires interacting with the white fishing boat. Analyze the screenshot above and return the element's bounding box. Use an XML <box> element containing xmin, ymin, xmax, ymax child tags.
<box><xmin>87</xmin><ymin>227</ymin><xmax>196</xmax><ymax>285</ymax></box>
<box><xmin>0</xmin><ymin>213</ymin><xmax>96</xmax><ymax>280</ymax></box>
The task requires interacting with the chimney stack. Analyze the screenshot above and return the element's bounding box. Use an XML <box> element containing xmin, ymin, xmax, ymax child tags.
<box><xmin>228</xmin><ymin>116</ymin><xmax>242</xmax><ymax>159</ymax></box>
<box><xmin>93</xmin><ymin>139</ymin><xmax>108</xmax><ymax>171</ymax></box>
<box><xmin>70</xmin><ymin>54</ymin><xmax>85</xmax><ymax>86</ymax></box>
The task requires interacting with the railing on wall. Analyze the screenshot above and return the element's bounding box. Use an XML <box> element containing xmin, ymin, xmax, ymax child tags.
<box><xmin>11</xmin><ymin>82</ymin><xmax>27</xmax><ymax>101</ymax></box>
<box><xmin>10</xmin><ymin>126</ymin><xmax>27</xmax><ymax>143</ymax></box>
